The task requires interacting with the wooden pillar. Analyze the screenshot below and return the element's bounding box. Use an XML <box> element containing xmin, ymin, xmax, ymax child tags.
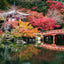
<box><xmin>43</xmin><ymin>35</ymin><xmax>45</xmax><ymax>44</ymax></box>
<box><xmin>53</xmin><ymin>34</ymin><xmax>56</xmax><ymax>45</ymax></box>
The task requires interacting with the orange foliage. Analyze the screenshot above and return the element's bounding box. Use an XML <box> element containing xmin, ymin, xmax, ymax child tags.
<box><xmin>60</xmin><ymin>8</ymin><xmax>64</xmax><ymax>15</ymax></box>
<box><xmin>13</xmin><ymin>27</ymin><xmax>39</xmax><ymax>38</ymax></box>
<box><xmin>9</xmin><ymin>20</ymin><xmax>19</xmax><ymax>28</ymax></box>
<box><xmin>12</xmin><ymin>21</ymin><xmax>39</xmax><ymax>38</ymax></box>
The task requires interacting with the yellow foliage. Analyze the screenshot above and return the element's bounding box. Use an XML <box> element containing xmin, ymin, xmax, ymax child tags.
<box><xmin>12</xmin><ymin>20</ymin><xmax>39</xmax><ymax>38</ymax></box>
<box><xmin>19</xmin><ymin>20</ymin><xmax>33</xmax><ymax>29</ymax></box>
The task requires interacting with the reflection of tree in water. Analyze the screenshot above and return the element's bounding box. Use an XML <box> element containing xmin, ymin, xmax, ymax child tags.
<box><xmin>0</xmin><ymin>45</ymin><xmax>20</xmax><ymax>64</ymax></box>
<box><xmin>0</xmin><ymin>46</ymin><xmax>11</xmax><ymax>64</ymax></box>
<box><xmin>0</xmin><ymin>44</ymin><xmax>40</xmax><ymax>64</ymax></box>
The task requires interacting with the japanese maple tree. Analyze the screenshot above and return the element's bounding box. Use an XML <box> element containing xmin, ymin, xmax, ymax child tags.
<box><xmin>47</xmin><ymin>1</ymin><xmax>63</xmax><ymax>10</ymax></box>
<box><xmin>30</xmin><ymin>17</ymin><xmax>60</xmax><ymax>30</ymax></box>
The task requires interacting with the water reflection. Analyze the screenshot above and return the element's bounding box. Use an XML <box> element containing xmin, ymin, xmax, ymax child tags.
<box><xmin>0</xmin><ymin>45</ymin><xmax>59</xmax><ymax>64</ymax></box>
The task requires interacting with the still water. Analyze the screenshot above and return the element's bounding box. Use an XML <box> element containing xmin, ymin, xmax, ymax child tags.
<box><xmin>0</xmin><ymin>47</ymin><xmax>61</xmax><ymax>64</ymax></box>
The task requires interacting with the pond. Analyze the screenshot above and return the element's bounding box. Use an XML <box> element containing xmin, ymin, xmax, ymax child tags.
<box><xmin>0</xmin><ymin>44</ymin><xmax>61</xmax><ymax>64</ymax></box>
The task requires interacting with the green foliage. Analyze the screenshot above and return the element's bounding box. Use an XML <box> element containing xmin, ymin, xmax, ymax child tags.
<box><xmin>0</xmin><ymin>45</ymin><xmax>13</xmax><ymax>64</ymax></box>
<box><xmin>0</xmin><ymin>0</ymin><xmax>48</xmax><ymax>14</ymax></box>
<box><xmin>0</xmin><ymin>0</ymin><xmax>16</xmax><ymax>10</ymax></box>
<box><xmin>20</xmin><ymin>2</ymin><xmax>36</xmax><ymax>9</ymax></box>
<box><xmin>0</xmin><ymin>0</ymin><xmax>9</xmax><ymax>10</ymax></box>
<box><xmin>19</xmin><ymin>1</ymin><xmax>48</xmax><ymax>14</ymax></box>
<box><xmin>7</xmin><ymin>0</ymin><xmax>16</xmax><ymax>4</ymax></box>
<box><xmin>36</xmin><ymin>1</ymin><xmax>48</xmax><ymax>14</ymax></box>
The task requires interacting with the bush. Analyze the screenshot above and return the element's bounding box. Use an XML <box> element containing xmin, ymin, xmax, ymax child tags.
<box><xmin>36</xmin><ymin>1</ymin><xmax>48</xmax><ymax>14</ymax></box>
<box><xmin>20</xmin><ymin>2</ymin><xmax>36</xmax><ymax>9</ymax></box>
<box><xmin>47</xmin><ymin>9</ymin><xmax>63</xmax><ymax>24</ymax></box>
<box><xmin>12</xmin><ymin>20</ymin><xmax>39</xmax><ymax>38</ymax></box>
<box><xmin>47</xmin><ymin>1</ymin><xmax>63</xmax><ymax>10</ymax></box>
<box><xmin>0</xmin><ymin>0</ymin><xmax>9</xmax><ymax>10</ymax></box>
<box><xmin>30</xmin><ymin>17</ymin><xmax>60</xmax><ymax>31</ymax></box>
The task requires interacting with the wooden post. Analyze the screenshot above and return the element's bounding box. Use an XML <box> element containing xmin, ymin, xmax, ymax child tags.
<box><xmin>43</xmin><ymin>35</ymin><xmax>45</xmax><ymax>44</ymax></box>
<box><xmin>53</xmin><ymin>34</ymin><xmax>56</xmax><ymax>45</ymax></box>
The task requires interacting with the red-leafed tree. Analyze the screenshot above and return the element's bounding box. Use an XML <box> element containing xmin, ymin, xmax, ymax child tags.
<box><xmin>47</xmin><ymin>1</ymin><xmax>63</xmax><ymax>10</ymax></box>
<box><xmin>30</xmin><ymin>17</ymin><xmax>60</xmax><ymax>30</ymax></box>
